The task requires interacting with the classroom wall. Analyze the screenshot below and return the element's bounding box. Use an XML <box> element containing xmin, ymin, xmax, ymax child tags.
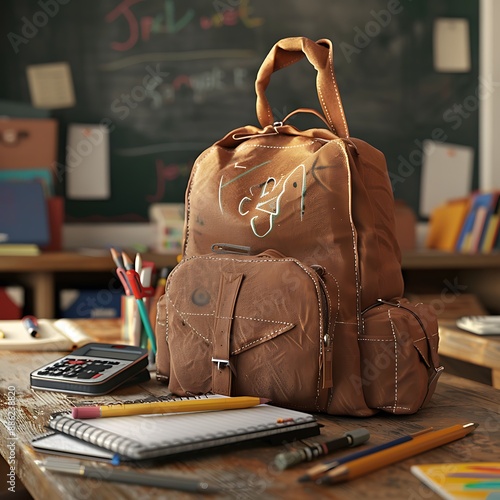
<box><xmin>479</xmin><ymin>0</ymin><xmax>500</xmax><ymax>191</ymax></box>
<box><xmin>0</xmin><ymin>0</ymin><xmax>480</xmax><ymax>227</ymax></box>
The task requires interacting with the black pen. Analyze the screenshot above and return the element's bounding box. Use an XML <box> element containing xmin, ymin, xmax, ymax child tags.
<box><xmin>22</xmin><ymin>315</ymin><xmax>39</xmax><ymax>337</ymax></box>
<box><xmin>37</xmin><ymin>458</ymin><xmax>219</xmax><ymax>494</ymax></box>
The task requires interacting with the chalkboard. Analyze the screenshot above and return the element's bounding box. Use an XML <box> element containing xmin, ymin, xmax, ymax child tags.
<box><xmin>0</xmin><ymin>0</ymin><xmax>479</xmax><ymax>222</ymax></box>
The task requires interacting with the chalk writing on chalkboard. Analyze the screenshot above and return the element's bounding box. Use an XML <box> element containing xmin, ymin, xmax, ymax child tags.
<box><xmin>0</xmin><ymin>0</ymin><xmax>479</xmax><ymax>223</ymax></box>
<box><xmin>104</xmin><ymin>0</ymin><xmax>264</xmax><ymax>52</ymax></box>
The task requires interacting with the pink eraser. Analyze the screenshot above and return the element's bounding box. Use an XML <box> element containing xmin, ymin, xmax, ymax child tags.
<box><xmin>72</xmin><ymin>406</ymin><xmax>101</xmax><ymax>419</ymax></box>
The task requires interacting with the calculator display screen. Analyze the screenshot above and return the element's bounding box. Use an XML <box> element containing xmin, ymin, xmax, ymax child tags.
<box><xmin>83</xmin><ymin>348</ymin><xmax>139</xmax><ymax>361</ymax></box>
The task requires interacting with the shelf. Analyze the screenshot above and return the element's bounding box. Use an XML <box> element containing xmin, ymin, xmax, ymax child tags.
<box><xmin>1</xmin><ymin>250</ymin><xmax>499</xmax><ymax>319</ymax></box>
<box><xmin>0</xmin><ymin>251</ymin><xmax>178</xmax><ymax>318</ymax></box>
<box><xmin>401</xmin><ymin>250</ymin><xmax>500</xmax><ymax>269</ymax></box>
<box><xmin>0</xmin><ymin>251</ymin><xmax>178</xmax><ymax>272</ymax></box>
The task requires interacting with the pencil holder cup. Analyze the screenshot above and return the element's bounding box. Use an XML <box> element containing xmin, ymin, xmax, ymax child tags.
<box><xmin>121</xmin><ymin>295</ymin><xmax>141</xmax><ymax>345</ymax></box>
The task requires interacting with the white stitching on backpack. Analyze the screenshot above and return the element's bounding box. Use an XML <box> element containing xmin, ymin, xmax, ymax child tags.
<box><xmin>387</xmin><ymin>309</ymin><xmax>398</xmax><ymax>413</ymax></box>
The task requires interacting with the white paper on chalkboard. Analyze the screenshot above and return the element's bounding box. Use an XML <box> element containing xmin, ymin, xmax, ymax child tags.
<box><xmin>66</xmin><ymin>124</ymin><xmax>110</xmax><ymax>199</ymax></box>
<box><xmin>433</xmin><ymin>18</ymin><xmax>471</xmax><ymax>73</ymax></box>
<box><xmin>419</xmin><ymin>140</ymin><xmax>474</xmax><ymax>217</ymax></box>
<box><xmin>26</xmin><ymin>62</ymin><xmax>76</xmax><ymax>109</ymax></box>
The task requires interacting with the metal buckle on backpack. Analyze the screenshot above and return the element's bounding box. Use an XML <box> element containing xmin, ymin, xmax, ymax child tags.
<box><xmin>211</xmin><ymin>358</ymin><xmax>230</xmax><ymax>370</ymax></box>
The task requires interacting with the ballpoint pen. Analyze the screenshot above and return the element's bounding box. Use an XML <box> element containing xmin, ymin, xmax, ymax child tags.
<box><xmin>37</xmin><ymin>457</ymin><xmax>218</xmax><ymax>494</ymax></box>
<box><xmin>22</xmin><ymin>315</ymin><xmax>39</xmax><ymax>337</ymax></box>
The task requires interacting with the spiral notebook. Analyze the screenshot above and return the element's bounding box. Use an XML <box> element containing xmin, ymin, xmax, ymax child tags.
<box><xmin>47</xmin><ymin>402</ymin><xmax>319</xmax><ymax>461</ymax></box>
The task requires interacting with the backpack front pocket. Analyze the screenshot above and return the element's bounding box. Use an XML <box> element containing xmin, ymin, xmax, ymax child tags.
<box><xmin>159</xmin><ymin>250</ymin><xmax>336</xmax><ymax>412</ymax></box>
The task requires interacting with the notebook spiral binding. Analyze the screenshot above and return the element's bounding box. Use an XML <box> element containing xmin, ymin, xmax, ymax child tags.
<box><xmin>51</xmin><ymin>414</ymin><xmax>143</xmax><ymax>457</ymax></box>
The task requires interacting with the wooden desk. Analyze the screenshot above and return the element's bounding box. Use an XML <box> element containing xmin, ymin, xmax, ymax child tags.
<box><xmin>1</xmin><ymin>324</ymin><xmax>499</xmax><ymax>500</ymax></box>
<box><xmin>439</xmin><ymin>322</ymin><xmax>500</xmax><ymax>389</ymax></box>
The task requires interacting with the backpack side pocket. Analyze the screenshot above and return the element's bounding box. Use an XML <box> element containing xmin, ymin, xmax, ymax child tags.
<box><xmin>359</xmin><ymin>298</ymin><xmax>443</xmax><ymax>414</ymax></box>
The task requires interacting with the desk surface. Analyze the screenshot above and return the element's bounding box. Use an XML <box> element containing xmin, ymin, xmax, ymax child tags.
<box><xmin>0</xmin><ymin>326</ymin><xmax>499</xmax><ymax>500</ymax></box>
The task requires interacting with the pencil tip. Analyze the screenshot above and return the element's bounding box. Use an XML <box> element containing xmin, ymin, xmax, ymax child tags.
<box><xmin>259</xmin><ymin>398</ymin><xmax>271</xmax><ymax>404</ymax></box>
<box><xmin>316</xmin><ymin>467</ymin><xmax>347</xmax><ymax>485</ymax></box>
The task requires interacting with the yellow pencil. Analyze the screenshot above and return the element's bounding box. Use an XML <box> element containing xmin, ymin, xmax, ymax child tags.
<box><xmin>319</xmin><ymin>423</ymin><xmax>478</xmax><ymax>484</ymax></box>
<box><xmin>72</xmin><ymin>396</ymin><xmax>270</xmax><ymax>419</ymax></box>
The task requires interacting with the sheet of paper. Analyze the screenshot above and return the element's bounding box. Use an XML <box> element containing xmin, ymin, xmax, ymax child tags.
<box><xmin>26</xmin><ymin>62</ymin><xmax>76</xmax><ymax>109</ymax></box>
<box><xmin>433</xmin><ymin>18</ymin><xmax>471</xmax><ymax>72</ymax></box>
<box><xmin>420</xmin><ymin>140</ymin><xmax>474</xmax><ymax>217</ymax></box>
<box><xmin>66</xmin><ymin>124</ymin><xmax>110</xmax><ymax>199</ymax></box>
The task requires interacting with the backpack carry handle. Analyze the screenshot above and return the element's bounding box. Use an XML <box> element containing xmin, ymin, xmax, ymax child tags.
<box><xmin>255</xmin><ymin>37</ymin><xmax>350</xmax><ymax>138</ymax></box>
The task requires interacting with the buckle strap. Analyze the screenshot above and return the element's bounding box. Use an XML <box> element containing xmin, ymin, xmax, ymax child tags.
<box><xmin>211</xmin><ymin>272</ymin><xmax>244</xmax><ymax>396</ymax></box>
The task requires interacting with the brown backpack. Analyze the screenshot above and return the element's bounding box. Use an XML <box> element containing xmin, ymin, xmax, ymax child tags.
<box><xmin>156</xmin><ymin>37</ymin><xmax>442</xmax><ymax>416</ymax></box>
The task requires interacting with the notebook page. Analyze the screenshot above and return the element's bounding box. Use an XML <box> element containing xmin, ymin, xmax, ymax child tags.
<box><xmin>0</xmin><ymin>319</ymin><xmax>71</xmax><ymax>351</ymax></box>
<box><xmin>52</xmin><ymin>319</ymin><xmax>92</xmax><ymax>348</ymax></box>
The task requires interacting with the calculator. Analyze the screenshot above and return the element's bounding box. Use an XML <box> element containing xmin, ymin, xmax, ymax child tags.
<box><xmin>30</xmin><ymin>343</ymin><xmax>150</xmax><ymax>395</ymax></box>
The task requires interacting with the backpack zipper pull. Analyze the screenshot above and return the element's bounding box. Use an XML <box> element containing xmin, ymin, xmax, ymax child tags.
<box><xmin>211</xmin><ymin>243</ymin><xmax>251</xmax><ymax>255</ymax></box>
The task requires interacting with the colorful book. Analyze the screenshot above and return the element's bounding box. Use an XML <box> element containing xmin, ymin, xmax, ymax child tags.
<box><xmin>411</xmin><ymin>462</ymin><xmax>500</xmax><ymax>500</ymax></box>
<box><xmin>0</xmin><ymin>244</ymin><xmax>40</xmax><ymax>256</ymax></box>
<box><xmin>0</xmin><ymin>180</ymin><xmax>50</xmax><ymax>245</ymax></box>
<box><xmin>480</xmin><ymin>194</ymin><xmax>500</xmax><ymax>253</ymax></box>
<box><xmin>455</xmin><ymin>193</ymin><xmax>496</xmax><ymax>253</ymax></box>
<box><xmin>0</xmin><ymin>168</ymin><xmax>54</xmax><ymax>196</ymax></box>
<box><xmin>426</xmin><ymin>198</ymin><xmax>470</xmax><ymax>251</ymax></box>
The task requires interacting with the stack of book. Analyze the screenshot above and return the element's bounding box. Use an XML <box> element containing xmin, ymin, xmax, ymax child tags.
<box><xmin>426</xmin><ymin>192</ymin><xmax>500</xmax><ymax>253</ymax></box>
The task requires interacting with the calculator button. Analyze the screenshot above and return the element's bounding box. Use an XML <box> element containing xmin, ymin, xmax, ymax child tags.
<box><xmin>68</xmin><ymin>360</ymin><xmax>84</xmax><ymax>365</ymax></box>
<box><xmin>91</xmin><ymin>373</ymin><xmax>102</xmax><ymax>379</ymax></box>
